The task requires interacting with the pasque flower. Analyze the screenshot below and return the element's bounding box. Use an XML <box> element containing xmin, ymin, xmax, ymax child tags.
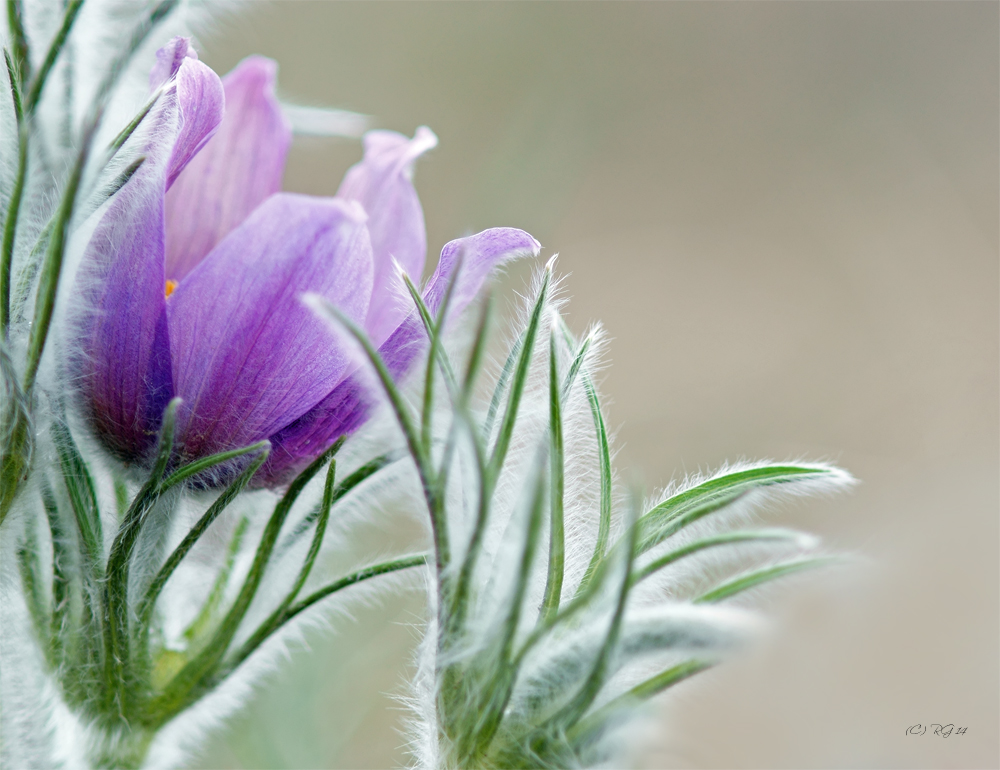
<box><xmin>75</xmin><ymin>38</ymin><xmax>539</xmax><ymax>484</ymax></box>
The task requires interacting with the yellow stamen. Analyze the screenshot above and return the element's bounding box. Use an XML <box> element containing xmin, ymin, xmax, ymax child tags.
<box><xmin>165</xmin><ymin>279</ymin><xmax>177</xmax><ymax>298</ymax></box>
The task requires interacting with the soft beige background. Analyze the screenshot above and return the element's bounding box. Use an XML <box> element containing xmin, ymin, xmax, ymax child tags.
<box><xmin>191</xmin><ymin>2</ymin><xmax>998</xmax><ymax>768</ymax></box>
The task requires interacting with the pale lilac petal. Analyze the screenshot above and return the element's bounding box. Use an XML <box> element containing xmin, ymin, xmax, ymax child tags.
<box><xmin>167</xmin><ymin>194</ymin><xmax>373</xmax><ymax>458</ymax></box>
<box><xmin>165</xmin><ymin>56</ymin><xmax>291</xmax><ymax>281</ymax></box>
<box><xmin>149</xmin><ymin>36</ymin><xmax>197</xmax><ymax>91</ymax></box>
<box><xmin>338</xmin><ymin>126</ymin><xmax>437</xmax><ymax>346</ymax></box>
<box><xmin>263</xmin><ymin>227</ymin><xmax>540</xmax><ymax>483</ymax></box>
<box><xmin>164</xmin><ymin>56</ymin><xmax>224</xmax><ymax>190</ymax></box>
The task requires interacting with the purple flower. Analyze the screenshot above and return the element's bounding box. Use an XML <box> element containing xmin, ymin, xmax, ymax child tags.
<box><xmin>75</xmin><ymin>39</ymin><xmax>540</xmax><ymax>485</ymax></box>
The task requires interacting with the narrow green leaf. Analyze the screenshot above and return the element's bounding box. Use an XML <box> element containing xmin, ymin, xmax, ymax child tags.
<box><xmin>182</xmin><ymin>516</ymin><xmax>250</xmax><ymax>645</ymax></box>
<box><xmin>547</xmin><ymin>494</ymin><xmax>639</xmax><ymax>732</ymax></box>
<box><xmin>575</xmin><ymin>375</ymin><xmax>613</xmax><ymax>595</ymax></box>
<box><xmin>210</xmin><ymin>554</ymin><xmax>427</xmax><ymax>692</ymax></box>
<box><xmin>568</xmin><ymin>659</ymin><xmax>713</xmax><ymax>748</ymax></box>
<box><xmin>99</xmin><ymin>155</ymin><xmax>145</xmax><ymax>201</ymax></box>
<box><xmin>51</xmin><ymin>420</ymin><xmax>102</xmax><ymax>574</ymax></box>
<box><xmin>138</xmin><ymin>445</ymin><xmax>270</xmax><ymax>633</ymax></box>
<box><xmin>160</xmin><ymin>439</ymin><xmax>270</xmax><ymax>491</ymax></box>
<box><xmin>42</xmin><ymin>483</ymin><xmax>70</xmax><ymax>667</ymax></box>
<box><xmin>637</xmin><ymin>465</ymin><xmax>839</xmax><ymax>556</ymax></box>
<box><xmin>24</xmin><ymin>0</ymin><xmax>84</xmax><ymax>113</ymax></box>
<box><xmin>560</xmin><ymin>330</ymin><xmax>593</xmax><ymax>400</ymax></box>
<box><xmin>228</xmin><ymin>457</ymin><xmax>339</xmax><ymax>669</ymax></box>
<box><xmin>277</xmin><ymin>448</ymin><xmax>401</xmax><ymax>557</ymax></box>
<box><xmin>310</xmin><ymin>297</ymin><xmax>443</xmax><ymax>568</ymax></box>
<box><xmin>540</xmin><ymin>331</ymin><xmax>565</xmax><ymax>623</ymax></box>
<box><xmin>3</xmin><ymin>48</ymin><xmax>23</xmax><ymax>123</ymax></box>
<box><xmin>483</xmin><ymin>329</ymin><xmax>524</xmax><ymax>439</ymax></box>
<box><xmin>149</xmin><ymin>442</ymin><xmax>338</xmax><ymax>721</ymax></box>
<box><xmin>101</xmin><ymin>398</ymin><xmax>178</xmax><ymax>712</ymax></box>
<box><xmin>5</xmin><ymin>1</ymin><xmax>30</xmax><ymax>85</ymax></box>
<box><xmin>488</xmin><ymin>268</ymin><xmax>551</xmax><ymax>479</ymax></box>
<box><xmin>284</xmin><ymin>555</ymin><xmax>427</xmax><ymax>626</ymax></box>
<box><xmin>22</xmin><ymin>119</ymin><xmax>92</xmax><ymax>394</ymax></box>
<box><xmin>1</xmin><ymin>110</ymin><xmax>26</xmax><ymax>336</ymax></box>
<box><xmin>17</xmin><ymin>526</ymin><xmax>51</xmax><ymax>663</ymax></box>
<box><xmin>634</xmin><ymin>529</ymin><xmax>811</xmax><ymax>584</ymax></box>
<box><xmin>456</xmin><ymin>449</ymin><xmax>548</xmax><ymax>758</ymax></box>
<box><xmin>463</xmin><ymin>294</ymin><xmax>493</xmax><ymax>400</ymax></box>
<box><xmin>695</xmin><ymin>557</ymin><xmax>838</xmax><ymax>604</ymax></box>
<box><xmin>108</xmin><ymin>92</ymin><xmax>159</xmax><ymax>153</ymax></box>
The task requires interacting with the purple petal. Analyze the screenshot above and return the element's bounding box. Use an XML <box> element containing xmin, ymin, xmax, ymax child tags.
<box><xmin>164</xmin><ymin>56</ymin><xmax>292</xmax><ymax>282</ymax></box>
<box><xmin>149</xmin><ymin>36</ymin><xmax>197</xmax><ymax>91</ymax></box>
<box><xmin>165</xmin><ymin>56</ymin><xmax>224</xmax><ymax>190</ymax></box>
<box><xmin>262</xmin><ymin>227</ymin><xmax>540</xmax><ymax>484</ymax></box>
<box><xmin>166</xmin><ymin>193</ymin><xmax>373</xmax><ymax>458</ymax></box>
<box><xmin>73</xmin><ymin>46</ymin><xmax>224</xmax><ymax>460</ymax></box>
<box><xmin>75</xmin><ymin>145</ymin><xmax>174</xmax><ymax>461</ymax></box>
<box><xmin>261</xmin><ymin>377</ymin><xmax>370</xmax><ymax>486</ymax></box>
<box><xmin>338</xmin><ymin>127</ymin><xmax>437</xmax><ymax>346</ymax></box>
<box><xmin>381</xmin><ymin>227</ymin><xmax>542</xmax><ymax>375</ymax></box>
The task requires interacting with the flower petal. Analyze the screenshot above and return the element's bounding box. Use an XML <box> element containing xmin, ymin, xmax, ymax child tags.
<box><xmin>165</xmin><ymin>56</ymin><xmax>224</xmax><ymax>190</ymax></box>
<box><xmin>338</xmin><ymin>126</ymin><xmax>437</xmax><ymax>346</ymax></box>
<box><xmin>167</xmin><ymin>193</ymin><xmax>373</xmax><ymax>458</ymax></box>
<box><xmin>261</xmin><ymin>227</ymin><xmax>540</xmax><ymax>484</ymax></box>
<box><xmin>73</xmin><ymin>46</ymin><xmax>223</xmax><ymax>461</ymax></box>
<box><xmin>382</xmin><ymin>227</ymin><xmax>542</xmax><ymax>375</ymax></box>
<box><xmin>148</xmin><ymin>36</ymin><xmax>197</xmax><ymax>91</ymax></box>
<box><xmin>165</xmin><ymin>56</ymin><xmax>292</xmax><ymax>281</ymax></box>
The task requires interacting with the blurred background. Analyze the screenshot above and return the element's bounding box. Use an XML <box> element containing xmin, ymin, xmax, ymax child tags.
<box><xmin>189</xmin><ymin>3</ymin><xmax>998</xmax><ymax>768</ymax></box>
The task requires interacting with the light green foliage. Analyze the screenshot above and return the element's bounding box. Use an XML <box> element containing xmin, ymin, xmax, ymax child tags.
<box><xmin>315</xmin><ymin>265</ymin><xmax>853</xmax><ymax>770</ymax></box>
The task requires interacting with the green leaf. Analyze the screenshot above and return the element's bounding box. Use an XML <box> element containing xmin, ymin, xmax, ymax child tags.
<box><xmin>568</xmin><ymin>658</ymin><xmax>713</xmax><ymax>749</ymax></box>
<box><xmin>277</xmin><ymin>448</ymin><xmax>401</xmax><ymax>557</ymax></box>
<box><xmin>23</xmin><ymin>0</ymin><xmax>84</xmax><ymax>113</ymax></box>
<box><xmin>309</xmin><ymin>296</ymin><xmax>444</xmax><ymax>568</ymax></box>
<box><xmin>42</xmin><ymin>483</ymin><xmax>71</xmax><ymax>667</ymax></box>
<box><xmin>51</xmin><ymin>420</ymin><xmax>102</xmax><ymax>575</ymax></box>
<box><xmin>574</xmin><ymin>375</ymin><xmax>613</xmax><ymax>595</ymax></box>
<box><xmin>22</xmin><ymin>118</ymin><xmax>92</xmax><ymax>394</ymax></box>
<box><xmin>488</xmin><ymin>268</ymin><xmax>550</xmax><ymax>480</ymax></box>
<box><xmin>484</xmin><ymin>329</ymin><xmax>524</xmax><ymax>440</ymax></box>
<box><xmin>1</xmin><ymin>68</ymin><xmax>26</xmax><ymax>336</ymax></box>
<box><xmin>181</xmin><ymin>516</ymin><xmax>250</xmax><ymax>646</ymax></box>
<box><xmin>101</xmin><ymin>398</ymin><xmax>179</xmax><ymax>713</ymax></box>
<box><xmin>633</xmin><ymin>528</ymin><xmax>812</xmax><ymax>585</ymax></box>
<box><xmin>149</xmin><ymin>441</ymin><xmax>338</xmax><ymax>722</ymax></box>
<box><xmin>695</xmin><ymin>556</ymin><xmax>838</xmax><ymax>604</ymax></box>
<box><xmin>159</xmin><ymin>439</ymin><xmax>270</xmax><ymax>491</ymax></box>
<box><xmin>637</xmin><ymin>465</ymin><xmax>841</xmax><ymax>557</ymax></box>
<box><xmin>220</xmin><ymin>553</ymin><xmax>428</xmax><ymax>684</ymax></box>
<box><xmin>540</xmin><ymin>331</ymin><xmax>565</xmax><ymax>623</ymax></box>
<box><xmin>138</xmin><ymin>445</ymin><xmax>270</xmax><ymax>634</ymax></box>
<box><xmin>448</xmin><ymin>448</ymin><xmax>548</xmax><ymax>762</ymax></box>
<box><xmin>17</xmin><ymin>523</ymin><xmax>52</xmax><ymax>666</ymax></box>
<box><xmin>546</xmin><ymin>493</ymin><xmax>639</xmax><ymax>732</ymax></box>
<box><xmin>108</xmin><ymin>93</ymin><xmax>159</xmax><ymax>154</ymax></box>
<box><xmin>5</xmin><ymin>1</ymin><xmax>30</xmax><ymax>86</ymax></box>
